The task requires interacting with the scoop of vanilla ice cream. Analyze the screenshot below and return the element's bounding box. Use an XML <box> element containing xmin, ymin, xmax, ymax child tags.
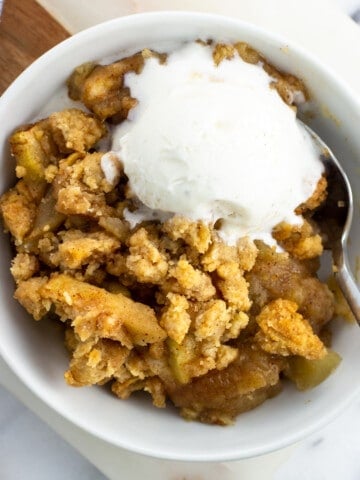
<box><xmin>111</xmin><ymin>42</ymin><xmax>323</xmax><ymax>245</ymax></box>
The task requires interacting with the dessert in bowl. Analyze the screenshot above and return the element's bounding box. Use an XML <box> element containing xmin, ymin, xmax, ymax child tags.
<box><xmin>0</xmin><ymin>12</ymin><xmax>360</xmax><ymax>461</ymax></box>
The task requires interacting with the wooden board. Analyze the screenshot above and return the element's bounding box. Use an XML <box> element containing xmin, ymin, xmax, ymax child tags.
<box><xmin>0</xmin><ymin>0</ymin><xmax>69</xmax><ymax>94</ymax></box>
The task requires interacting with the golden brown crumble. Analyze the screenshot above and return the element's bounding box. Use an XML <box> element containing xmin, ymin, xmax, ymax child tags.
<box><xmin>213</xmin><ymin>43</ymin><xmax>237</xmax><ymax>65</ymax></box>
<box><xmin>64</xmin><ymin>334</ymin><xmax>130</xmax><ymax>387</ymax></box>
<box><xmin>216</xmin><ymin>262</ymin><xmax>251</xmax><ymax>310</ymax></box>
<box><xmin>162</xmin><ymin>216</ymin><xmax>211</xmax><ymax>254</ymax></box>
<box><xmin>163</xmin><ymin>257</ymin><xmax>216</xmax><ymax>301</ymax></box>
<box><xmin>0</xmin><ymin>183</ymin><xmax>37</xmax><ymax>243</ymax></box>
<box><xmin>67</xmin><ymin>50</ymin><xmax>164</xmax><ymax>122</ymax></box>
<box><xmin>160</xmin><ymin>293</ymin><xmax>191</xmax><ymax>344</ymax></box>
<box><xmin>51</xmin><ymin>229</ymin><xmax>119</xmax><ymax>270</ymax></box>
<box><xmin>255</xmin><ymin>299</ymin><xmax>327</xmax><ymax>359</ymax></box>
<box><xmin>48</xmin><ymin>109</ymin><xmax>106</xmax><ymax>154</ymax></box>
<box><xmin>272</xmin><ymin>220</ymin><xmax>323</xmax><ymax>260</ymax></box>
<box><xmin>296</xmin><ymin>176</ymin><xmax>328</xmax><ymax>215</ymax></box>
<box><xmin>0</xmin><ymin>41</ymin><xmax>340</xmax><ymax>426</ymax></box>
<box><xmin>126</xmin><ymin>228</ymin><xmax>168</xmax><ymax>283</ymax></box>
<box><xmin>11</xmin><ymin>253</ymin><xmax>39</xmax><ymax>282</ymax></box>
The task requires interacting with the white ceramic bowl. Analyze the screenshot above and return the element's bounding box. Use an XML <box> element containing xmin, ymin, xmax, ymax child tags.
<box><xmin>1</xmin><ymin>12</ymin><xmax>360</xmax><ymax>462</ymax></box>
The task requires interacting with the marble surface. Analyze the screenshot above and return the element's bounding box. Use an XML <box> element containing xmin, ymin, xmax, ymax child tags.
<box><xmin>1</xmin><ymin>1</ymin><xmax>360</xmax><ymax>479</ymax></box>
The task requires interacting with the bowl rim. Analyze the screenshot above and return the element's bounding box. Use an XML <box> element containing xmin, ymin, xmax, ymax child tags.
<box><xmin>1</xmin><ymin>10</ymin><xmax>360</xmax><ymax>462</ymax></box>
<box><xmin>1</xmin><ymin>11</ymin><xmax>360</xmax><ymax>110</ymax></box>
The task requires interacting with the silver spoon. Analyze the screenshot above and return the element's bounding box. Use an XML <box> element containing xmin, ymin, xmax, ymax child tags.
<box><xmin>302</xmin><ymin>122</ymin><xmax>360</xmax><ymax>324</ymax></box>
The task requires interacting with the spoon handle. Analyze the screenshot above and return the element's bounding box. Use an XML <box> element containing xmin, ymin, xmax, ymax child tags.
<box><xmin>336</xmin><ymin>253</ymin><xmax>360</xmax><ymax>325</ymax></box>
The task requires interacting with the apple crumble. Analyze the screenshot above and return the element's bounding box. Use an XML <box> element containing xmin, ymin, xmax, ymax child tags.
<box><xmin>0</xmin><ymin>41</ymin><xmax>341</xmax><ymax>425</ymax></box>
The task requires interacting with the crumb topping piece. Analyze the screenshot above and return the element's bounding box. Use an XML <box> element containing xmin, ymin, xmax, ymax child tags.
<box><xmin>255</xmin><ymin>299</ymin><xmax>327</xmax><ymax>359</ymax></box>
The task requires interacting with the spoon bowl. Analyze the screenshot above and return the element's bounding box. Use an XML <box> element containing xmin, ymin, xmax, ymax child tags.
<box><xmin>303</xmin><ymin>122</ymin><xmax>360</xmax><ymax>323</ymax></box>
